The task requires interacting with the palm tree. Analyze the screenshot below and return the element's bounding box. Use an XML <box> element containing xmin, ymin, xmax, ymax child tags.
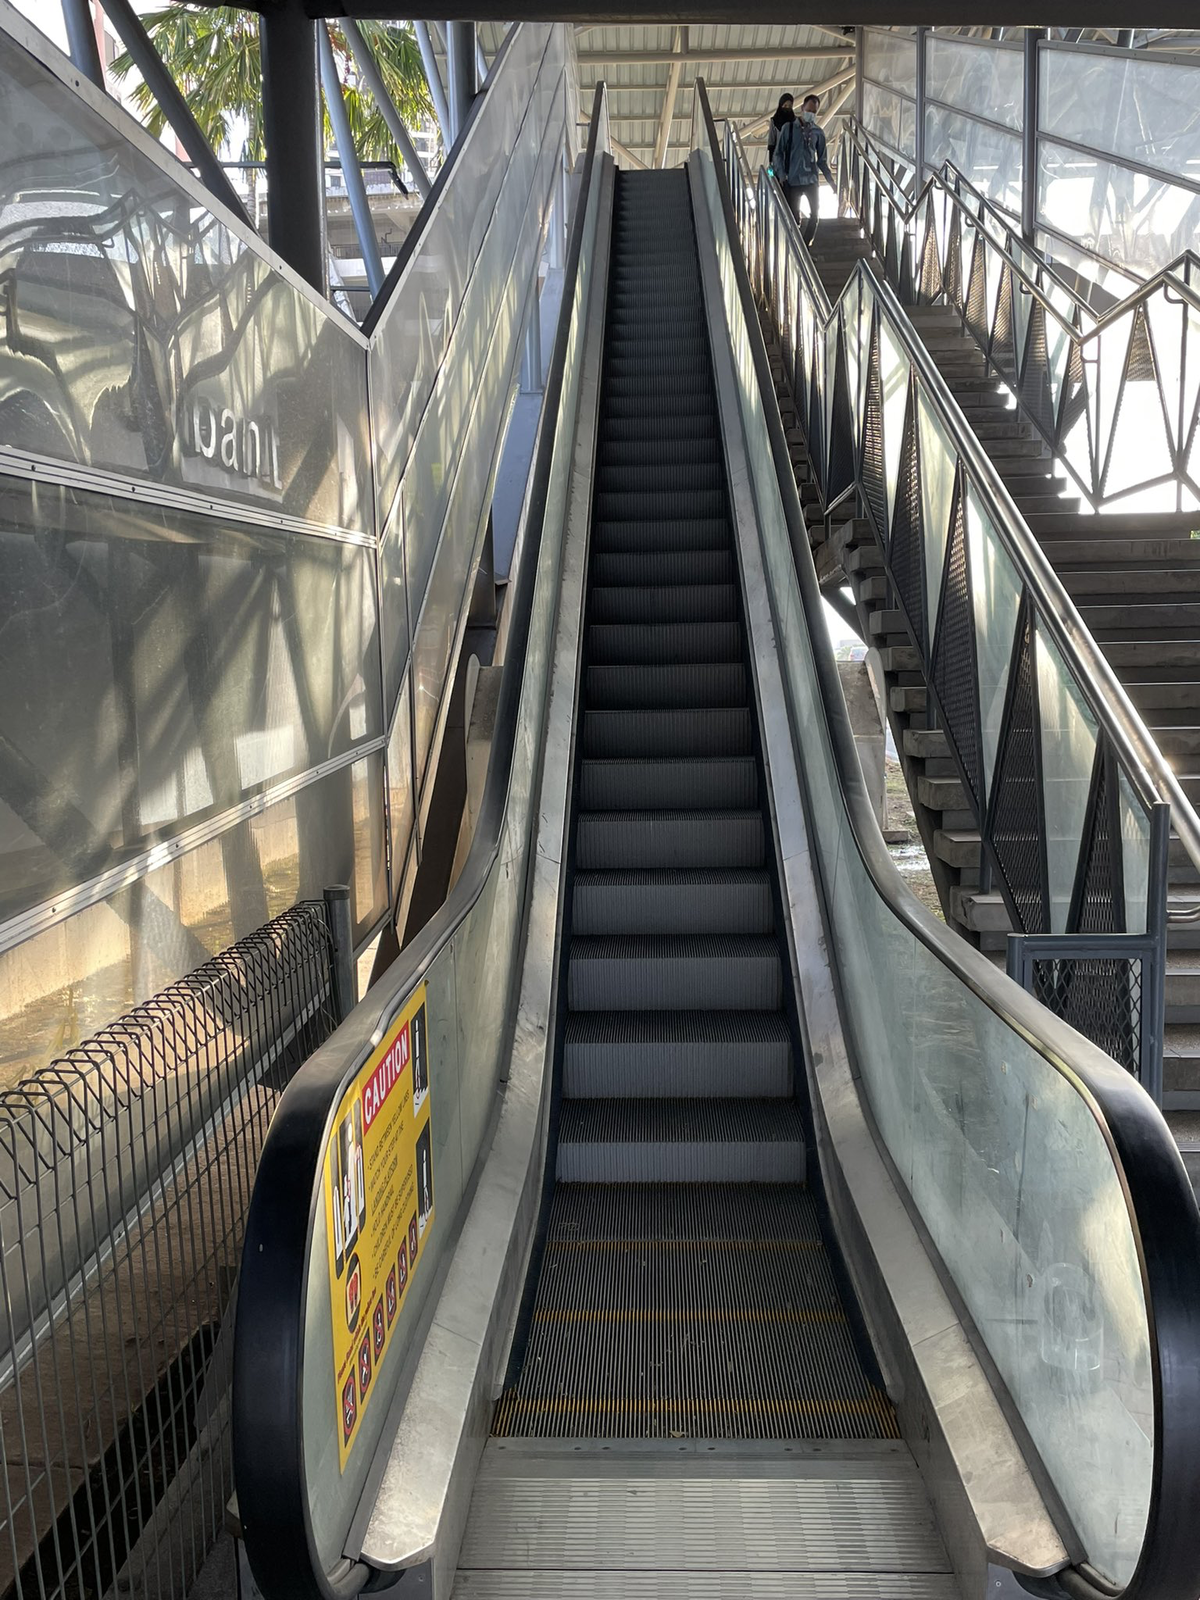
<box><xmin>111</xmin><ymin>8</ymin><xmax>435</xmax><ymax>170</ymax></box>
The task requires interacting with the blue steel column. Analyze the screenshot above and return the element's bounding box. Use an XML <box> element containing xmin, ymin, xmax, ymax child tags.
<box><xmin>1021</xmin><ymin>27</ymin><xmax>1045</xmax><ymax>243</ymax></box>
<box><xmin>446</xmin><ymin>21</ymin><xmax>476</xmax><ymax>143</ymax></box>
<box><xmin>319</xmin><ymin>23</ymin><xmax>385</xmax><ymax>298</ymax></box>
<box><xmin>261</xmin><ymin>3</ymin><xmax>326</xmax><ymax>290</ymax></box>
<box><xmin>61</xmin><ymin>0</ymin><xmax>104</xmax><ymax>87</ymax></box>
<box><xmin>342</xmin><ymin>18</ymin><xmax>432</xmax><ymax>198</ymax></box>
<box><xmin>415</xmin><ymin>20</ymin><xmax>452</xmax><ymax>146</ymax></box>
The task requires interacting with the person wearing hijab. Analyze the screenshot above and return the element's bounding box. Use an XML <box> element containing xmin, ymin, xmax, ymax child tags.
<box><xmin>767</xmin><ymin>94</ymin><xmax>794</xmax><ymax>163</ymax></box>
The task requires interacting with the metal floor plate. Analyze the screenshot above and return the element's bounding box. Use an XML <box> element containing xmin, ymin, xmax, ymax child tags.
<box><xmin>452</xmin><ymin>1440</ymin><xmax>959</xmax><ymax>1600</ymax></box>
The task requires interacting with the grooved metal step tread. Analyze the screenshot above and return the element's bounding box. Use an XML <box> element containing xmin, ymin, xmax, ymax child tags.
<box><xmin>597</xmin><ymin>464</ymin><xmax>724</xmax><ymax>493</ymax></box>
<box><xmin>568</xmin><ymin>934</ymin><xmax>782</xmax><ymax>1011</ymax></box>
<box><xmin>578</xmin><ymin>758</ymin><xmax>757</xmax><ymax>812</ymax></box>
<box><xmin>591</xmin><ymin>519</ymin><xmax>731</xmax><ymax>552</ymax></box>
<box><xmin>575</xmin><ymin>810</ymin><xmax>764</xmax><ymax>872</ymax></box>
<box><xmin>582</xmin><ymin>708</ymin><xmax>752</xmax><ymax>759</ymax></box>
<box><xmin>585</xmin><ymin>663</ymin><xmax>747</xmax><ymax>710</ymax></box>
<box><xmin>595</xmin><ymin>491</ymin><xmax>728</xmax><ymax>522</ymax></box>
<box><xmin>589</xmin><ymin>585</ymin><xmax>738</xmax><ymax>623</ymax></box>
<box><xmin>587</xmin><ymin>622</ymin><xmax>741</xmax><ymax>665</ymax></box>
<box><xmin>495</xmin><ymin>1186</ymin><xmax>898</xmax><ymax>1440</ymax></box>
<box><xmin>591</xmin><ymin>551</ymin><xmax>735</xmax><ymax>588</ymax></box>
<box><xmin>564</xmin><ymin>1010</ymin><xmax>791</xmax><ymax>1098</ymax></box>
<box><xmin>572</xmin><ymin>868</ymin><xmax>774</xmax><ymax>937</ymax></box>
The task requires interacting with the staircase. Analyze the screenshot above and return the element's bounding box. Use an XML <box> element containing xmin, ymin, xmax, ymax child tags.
<box><xmin>773</xmin><ymin>210</ymin><xmax>1200</xmax><ymax>1150</ymax></box>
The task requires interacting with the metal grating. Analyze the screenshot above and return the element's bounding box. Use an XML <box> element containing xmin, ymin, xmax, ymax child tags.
<box><xmin>0</xmin><ymin>902</ymin><xmax>337</xmax><ymax>1600</ymax></box>
<box><xmin>859</xmin><ymin>313</ymin><xmax>888</xmax><ymax>537</ymax></box>
<box><xmin>1073</xmin><ymin>741</ymin><xmax>1123</xmax><ymax>935</ymax></box>
<box><xmin>930</xmin><ymin>478</ymin><xmax>982</xmax><ymax>810</ymax></box>
<box><xmin>990</xmin><ymin>265</ymin><xmax>1017</xmax><ymax>384</ymax></box>
<box><xmin>1029</xmin><ymin>958</ymin><xmax>1142</xmax><ymax>1079</ymax></box>
<box><xmin>888</xmin><ymin>385</ymin><xmax>926</xmax><ymax>655</ymax></box>
<box><xmin>496</xmin><ymin>1186</ymin><xmax>898</xmax><ymax>1441</ymax></box>
<box><xmin>963</xmin><ymin>234</ymin><xmax>988</xmax><ymax>352</ymax></box>
<box><xmin>988</xmin><ymin>602</ymin><xmax>1049</xmax><ymax>934</ymax></box>
<box><xmin>1018</xmin><ymin>301</ymin><xmax>1056</xmax><ymax>442</ymax></box>
<box><xmin>826</xmin><ymin>321</ymin><xmax>857</xmax><ymax>505</ymax></box>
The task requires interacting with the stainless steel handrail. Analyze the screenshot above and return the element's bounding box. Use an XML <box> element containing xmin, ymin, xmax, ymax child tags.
<box><xmin>732</xmin><ymin>119</ymin><xmax>1200</xmax><ymax>921</ymax></box>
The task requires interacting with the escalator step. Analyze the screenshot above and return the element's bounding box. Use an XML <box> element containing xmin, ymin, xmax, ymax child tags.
<box><xmin>596</xmin><ymin>463</ymin><xmax>725</xmax><ymax>494</ymax></box>
<box><xmin>609</xmin><ymin>337</ymin><xmax>711</xmax><ymax>363</ymax></box>
<box><xmin>603</xmin><ymin>394</ymin><xmax>716</xmax><ymax>420</ymax></box>
<box><xmin>605</xmin><ymin>374</ymin><xmax>711</xmax><ymax>399</ymax></box>
<box><xmin>562</xmin><ymin>1010</ymin><xmax>791</xmax><ymax>1098</ymax></box>
<box><xmin>601</xmin><ymin>438</ymin><xmax>718</xmax><ymax>466</ymax></box>
<box><xmin>600</xmin><ymin>413</ymin><xmax>712</xmax><ymax>443</ymax></box>
<box><xmin>589</xmin><ymin>584</ymin><xmax>738</xmax><ymax>624</ymax></box>
<box><xmin>594</xmin><ymin>491</ymin><xmax>727</xmax><ymax>522</ymax></box>
<box><xmin>606</xmin><ymin>358</ymin><xmax>710</xmax><ymax>383</ymax></box>
<box><xmin>579</xmin><ymin>756</ymin><xmax>757</xmax><ymax>811</ymax></box>
<box><xmin>572</xmin><ymin>868</ymin><xmax>773</xmax><ymax>936</ymax></box>
<box><xmin>590</xmin><ymin>550</ymin><xmax>735</xmax><ymax>587</ymax></box>
<box><xmin>587</xmin><ymin>621</ymin><xmax>741</xmax><ymax>665</ymax></box>
<box><xmin>591</xmin><ymin>519</ymin><xmax>730</xmax><ymax>552</ymax></box>
<box><xmin>585</xmin><ymin>663</ymin><xmax>747</xmax><ymax>710</ymax></box>
<box><xmin>582</xmin><ymin>707</ymin><xmax>751</xmax><ymax>758</ymax></box>
<box><xmin>556</xmin><ymin>1099</ymin><xmax>805</xmax><ymax>1183</ymax></box>
<box><xmin>576</xmin><ymin>810</ymin><xmax>764</xmax><ymax>871</ymax></box>
<box><xmin>567</xmin><ymin>934</ymin><xmax>782</xmax><ymax>1011</ymax></box>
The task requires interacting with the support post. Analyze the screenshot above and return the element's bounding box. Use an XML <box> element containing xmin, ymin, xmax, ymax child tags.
<box><xmin>62</xmin><ymin>0</ymin><xmax>104</xmax><ymax>87</ymax></box>
<box><xmin>342</xmin><ymin>18</ymin><xmax>431</xmax><ymax>198</ymax></box>
<box><xmin>99</xmin><ymin>0</ymin><xmax>250</xmax><ymax>222</ymax></box>
<box><xmin>446</xmin><ymin>21</ymin><xmax>476</xmax><ymax>143</ymax></box>
<box><xmin>261</xmin><ymin>4</ymin><xmax>326</xmax><ymax>291</ymax></box>
<box><xmin>415</xmin><ymin>21</ymin><xmax>452</xmax><ymax>147</ymax></box>
<box><xmin>653</xmin><ymin>24</ymin><xmax>685</xmax><ymax>169</ymax></box>
<box><xmin>855</xmin><ymin>26</ymin><xmax>864</xmax><ymax>125</ymax></box>
<box><xmin>914</xmin><ymin>25</ymin><xmax>927</xmax><ymax>185</ymax></box>
<box><xmin>1021</xmin><ymin>27</ymin><xmax>1045</xmax><ymax>244</ymax></box>
<box><xmin>520</xmin><ymin>298</ymin><xmax>542</xmax><ymax>392</ymax></box>
<box><xmin>475</xmin><ymin>33</ymin><xmax>488</xmax><ymax>84</ymax></box>
<box><xmin>318</xmin><ymin>24</ymin><xmax>385</xmax><ymax>298</ymax></box>
<box><xmin>323</xmin><ymin>885</ymin><xmax>356</xmax><ymax>1022</ymax></box>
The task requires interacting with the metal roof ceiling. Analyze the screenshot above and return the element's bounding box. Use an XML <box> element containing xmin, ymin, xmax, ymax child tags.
<box><xmin>569</xmin><ymin>22</ymin><xmax>856</xmax><ymax>167</ymax></box>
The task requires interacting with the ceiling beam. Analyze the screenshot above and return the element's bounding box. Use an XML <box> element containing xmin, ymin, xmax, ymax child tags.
<box><xmin>578</xmin><ymin>45</ymin><xmax>850</xmax><ymax>65</ymax></box>
<box><xmin>652</xmin><ymin>24</ymin><xmax>686</xmax><ymax>167</ymax></box>
<box><xmin>580</xmin><ymin>102</ymin><xmax>648</xmax><ymax>168</ymax></box>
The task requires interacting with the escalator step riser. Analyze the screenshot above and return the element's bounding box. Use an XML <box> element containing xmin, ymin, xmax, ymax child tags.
<box><xmin>609</xmin><ymin>338</ymin><xmax>711</xmax><ymax>362</ymax></box>
<box><xmin>591</xmin><ymin>520</ymin><xmax>731</xmax><ymax>552</ymax></box>
<box><xmin>605</xmin><ymin>378</ymin><xmax>712</xmax><ymax>400</ymax></box>
<box><xmin>583</xmin><ymin>707</ymin><xmax>751</xmax><ymax>758</ymax></box>
<box><xmin>586</xmin><ymin>621</ymin><xmax>741</xmax><ymax>665</ymax></box>
<box><xmin>597</xmin><ymin>465</ymin><xmax>724</xmax><ymax>495</ymax></box>
<box><xmin>556</xmin><ymin>1136</ymin><xmax>804</xmax><ymax>1184</ymax></box>
<box><xmin>591</xmin><ymin>551</ymin><xmax>735</xmax><ymax>587</ymax></box>
<box><xmin>568</xmin><ymin>950</ymin><xmax>782</xmax><ymax>1011</ymax></box>
<box><xmin>607</xmin><ymin>315</ymin><xmax>706</xmax><ymax>335</ymax></box>
<box><xmin>601</xmin><ymin>417</ymin><xmax>715</xmax><ymax>443</ymax></box>
<box><xmin>579</xmin><ymin>758</ymin><xmax>757</xmax><ymax>811</ymax></box>
<box><xmin>606</xmin><ymin>359</ymin><xmax>710</xmax><ymax>383</ymax></box>
<box><xmin>601</xmin><ymin>394</ymin><xmax>716</xmax><ymax>420</ymax></box>
<box><xmin>563</xmin><ymin>1013</ymin><xmax>791</xmax><ymax>1098</ymax></box>
<box><xmin>585</xmin><ymin>663</ymin><xmax>747</xmax><ymax>711</ymax></box>
<box><xmin>601</xmin><ymin>439</ymin><xmax>718</xmax><ymax>467</ymax></box>
<box><xmin>589</xmin><ymin>586</ymin><xmax>738</xmax><ymax>624</ymax></box>
<box><xmin>572</xmin><ymin>871</ymin><xmax>773</xmax><ymax>936</ymax></box>
<box><xmin>595</xmin><ymin>491</ymin><xmax>727</xmax><ymax>521</ymax></box>
<box><xmin>576</xmin><ymin>812</ymin><xmax>764</xmax><ymax>871</ymax></box>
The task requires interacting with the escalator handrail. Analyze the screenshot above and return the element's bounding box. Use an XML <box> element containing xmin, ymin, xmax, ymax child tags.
<box><xmin>732</xmin><ymin>117</ymin><xmax>1200</xmax><ymax>919</ymax></box>
<box><xmin>230</xmin><ymin>85</ymin><xmax>609</xmax><ymax>1600</ymax></box>
<box><xmin>698</xmin><ymin>78</ymin><xmax>1200</xmax><ymax>1600</ymax></box>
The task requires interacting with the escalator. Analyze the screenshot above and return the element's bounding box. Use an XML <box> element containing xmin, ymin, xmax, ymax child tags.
<box><xmin>464</xmin><ymin>175</ymin><xmax>952</xmax><ymax>1594</ymax></box>
<box><xmin>233</xmin><ymin>85</ymin><xmax>1200</xmax><ymax>1600</ymax></box>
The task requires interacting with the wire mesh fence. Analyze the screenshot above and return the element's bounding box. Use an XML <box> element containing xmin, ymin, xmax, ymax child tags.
<box><xmin>0</xmin><ymin>898</ymin><xmax>342</xmax><ymax>1600</ymax></box>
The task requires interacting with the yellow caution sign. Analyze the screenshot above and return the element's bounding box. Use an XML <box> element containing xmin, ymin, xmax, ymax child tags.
<box><xmin>324</xmin><ymin>983</ymin><xmax>433</xmax><ymax>1470</ymax></box>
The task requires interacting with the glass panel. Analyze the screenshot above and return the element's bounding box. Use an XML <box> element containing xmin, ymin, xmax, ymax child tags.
<box><xmin>925</xmin><ymin>106</ymin><xmax>1023</xmax><ymax>217</ymax></box>
<box><xmin>1119</xmin><ymin>772</ymin><xmax>1151</xmax><ymax>937</ymax></box>
<box><xmin>1035</xmin><ymin>623</ymin><xmax>1099</xmax><ymax>933</ymax></box>
<box><xmin>1038</xmin><ymin>138</ymin><xmax>1200</xmax><ymax>280</ymax></box>
<box><xmin>0</xmin><ymin>473</ymin><xmax>382</xmax><ymax>924</ymax></box>
<box><xmin>1040</xmin><ymin>47</ymin><xmax>1200</xmax><ymax>188</ymax></box>
<box><xmin>0</xmin><ymin>752</ymin><xmax>387</xmax><ymax>1086</ymax></box>
<box><xmin>0</xmin><ymin>36</ymin><xmax>370</xmax><ymax>532</ymax></box>
<box><xmin>863</xmin><ymin>27</ymin><xmax>918</xmax><ymax>95</ymax></box>
<box><xmin>879</xmin><ymin>320</ymin><xmax>910</xmax><ymax>526</ymax></box>
<box><xmin>700</xmin><ymin>129</ymin><xmax>1153</xmax><ymax>1588</ymax></box>
<box><xmin>916</xmin><ymin>387</ymin><xmax>956</xmax><ymax>631</ymax></box>
<box><xmin>965</xmin><ymin>486</ymin><xmax>1024</xmax><ymax>799</ymax></box>
<box><xmin>386</xmin><ymin>673</ymin><xmax>415</xmax><ymax>897</ymax></box>
<box><xmin>926</xmin><ymin>36</ymin><xmax>1023</xmax><ymax>131</ymax></box>
<box><xmin>862</xmin><ymin>81</ymin><xmax>917</xmax><ymax>162</ymax></box>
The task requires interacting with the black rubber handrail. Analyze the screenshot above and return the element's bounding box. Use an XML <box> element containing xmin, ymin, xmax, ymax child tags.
<box><xmin>697</xmin><ymin>77</ymin><xmax>1200</xmax><ymax>1600</ymax></box>
<box><xmin>231</xmin><ymin>84</ymin><xmax>607</xmax><ymax>1600</ymax></box>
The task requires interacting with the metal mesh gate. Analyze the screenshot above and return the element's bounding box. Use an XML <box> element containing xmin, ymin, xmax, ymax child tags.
<box><xmin>0</xmin><ymin>899</ymin><xmax>342</xmax><ymax>1600</ymax></box>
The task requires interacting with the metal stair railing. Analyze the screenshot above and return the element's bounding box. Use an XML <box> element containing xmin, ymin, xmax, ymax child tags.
<box><xmin>840</xmin><ymin>117</ymin><xmax>1200</xmax><ymax>514</ymax></box>
<box><xmin>726</xmin><ymin>121</ymin><xmax>1200</xmax><ymax>1103</ymax></box>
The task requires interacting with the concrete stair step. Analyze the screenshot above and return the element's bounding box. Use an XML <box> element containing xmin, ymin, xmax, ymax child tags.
<box><xmin>890</xmin><ymin>685</ymin><xmax>928</xmax><ymax>713</ymax></box>
<box><xmin>918</xmin><ymin>774</ymin><xmax>969</xmax><ymax>812</ymax></box>
<box><xmin>1103</xmin><ymin>640</ymin><xmax>1200</xmax><ymax>671</ymax></box>
<box><xmin>879</xmin><ymin>644</ymin><xmax>921</xmax><ymax>672</ymax></box>
<box><xmin>1050</xmin><ymin>538</ymin><xmax>1200</xmax><ymax>567</ymax></box>
<box><xmin>904</xmin><ymin>727</ymin><xmax>950</xmax><ymax>760</ymax></box>
<box><xmin>1034</xmin><ymin>511</ymin><xmax>1200</xmax><ymax>541</ymax></box>
<box><xmin>868</xmin><ymin>609</ymin><xmax>909</xmax><ymax>638</ymax></box>
<box><xmin>933</xmin><ymin>828</ymin><xmax>981</xmax><ymax>869</ymax></box>
<box><xmin>1079</xmin><ymin>601</ymin><xmax>1200</xmax><ymax>638</ymax></box>
<box><xmin>1059</xmin><ymin>569</ymin><xmax>1200</xmax><ymax>601</ymax></box>
<box><xmin>948</xmin><ymin>888</ymin><xmax>1012</xmax><ymax>933</ymax></box>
